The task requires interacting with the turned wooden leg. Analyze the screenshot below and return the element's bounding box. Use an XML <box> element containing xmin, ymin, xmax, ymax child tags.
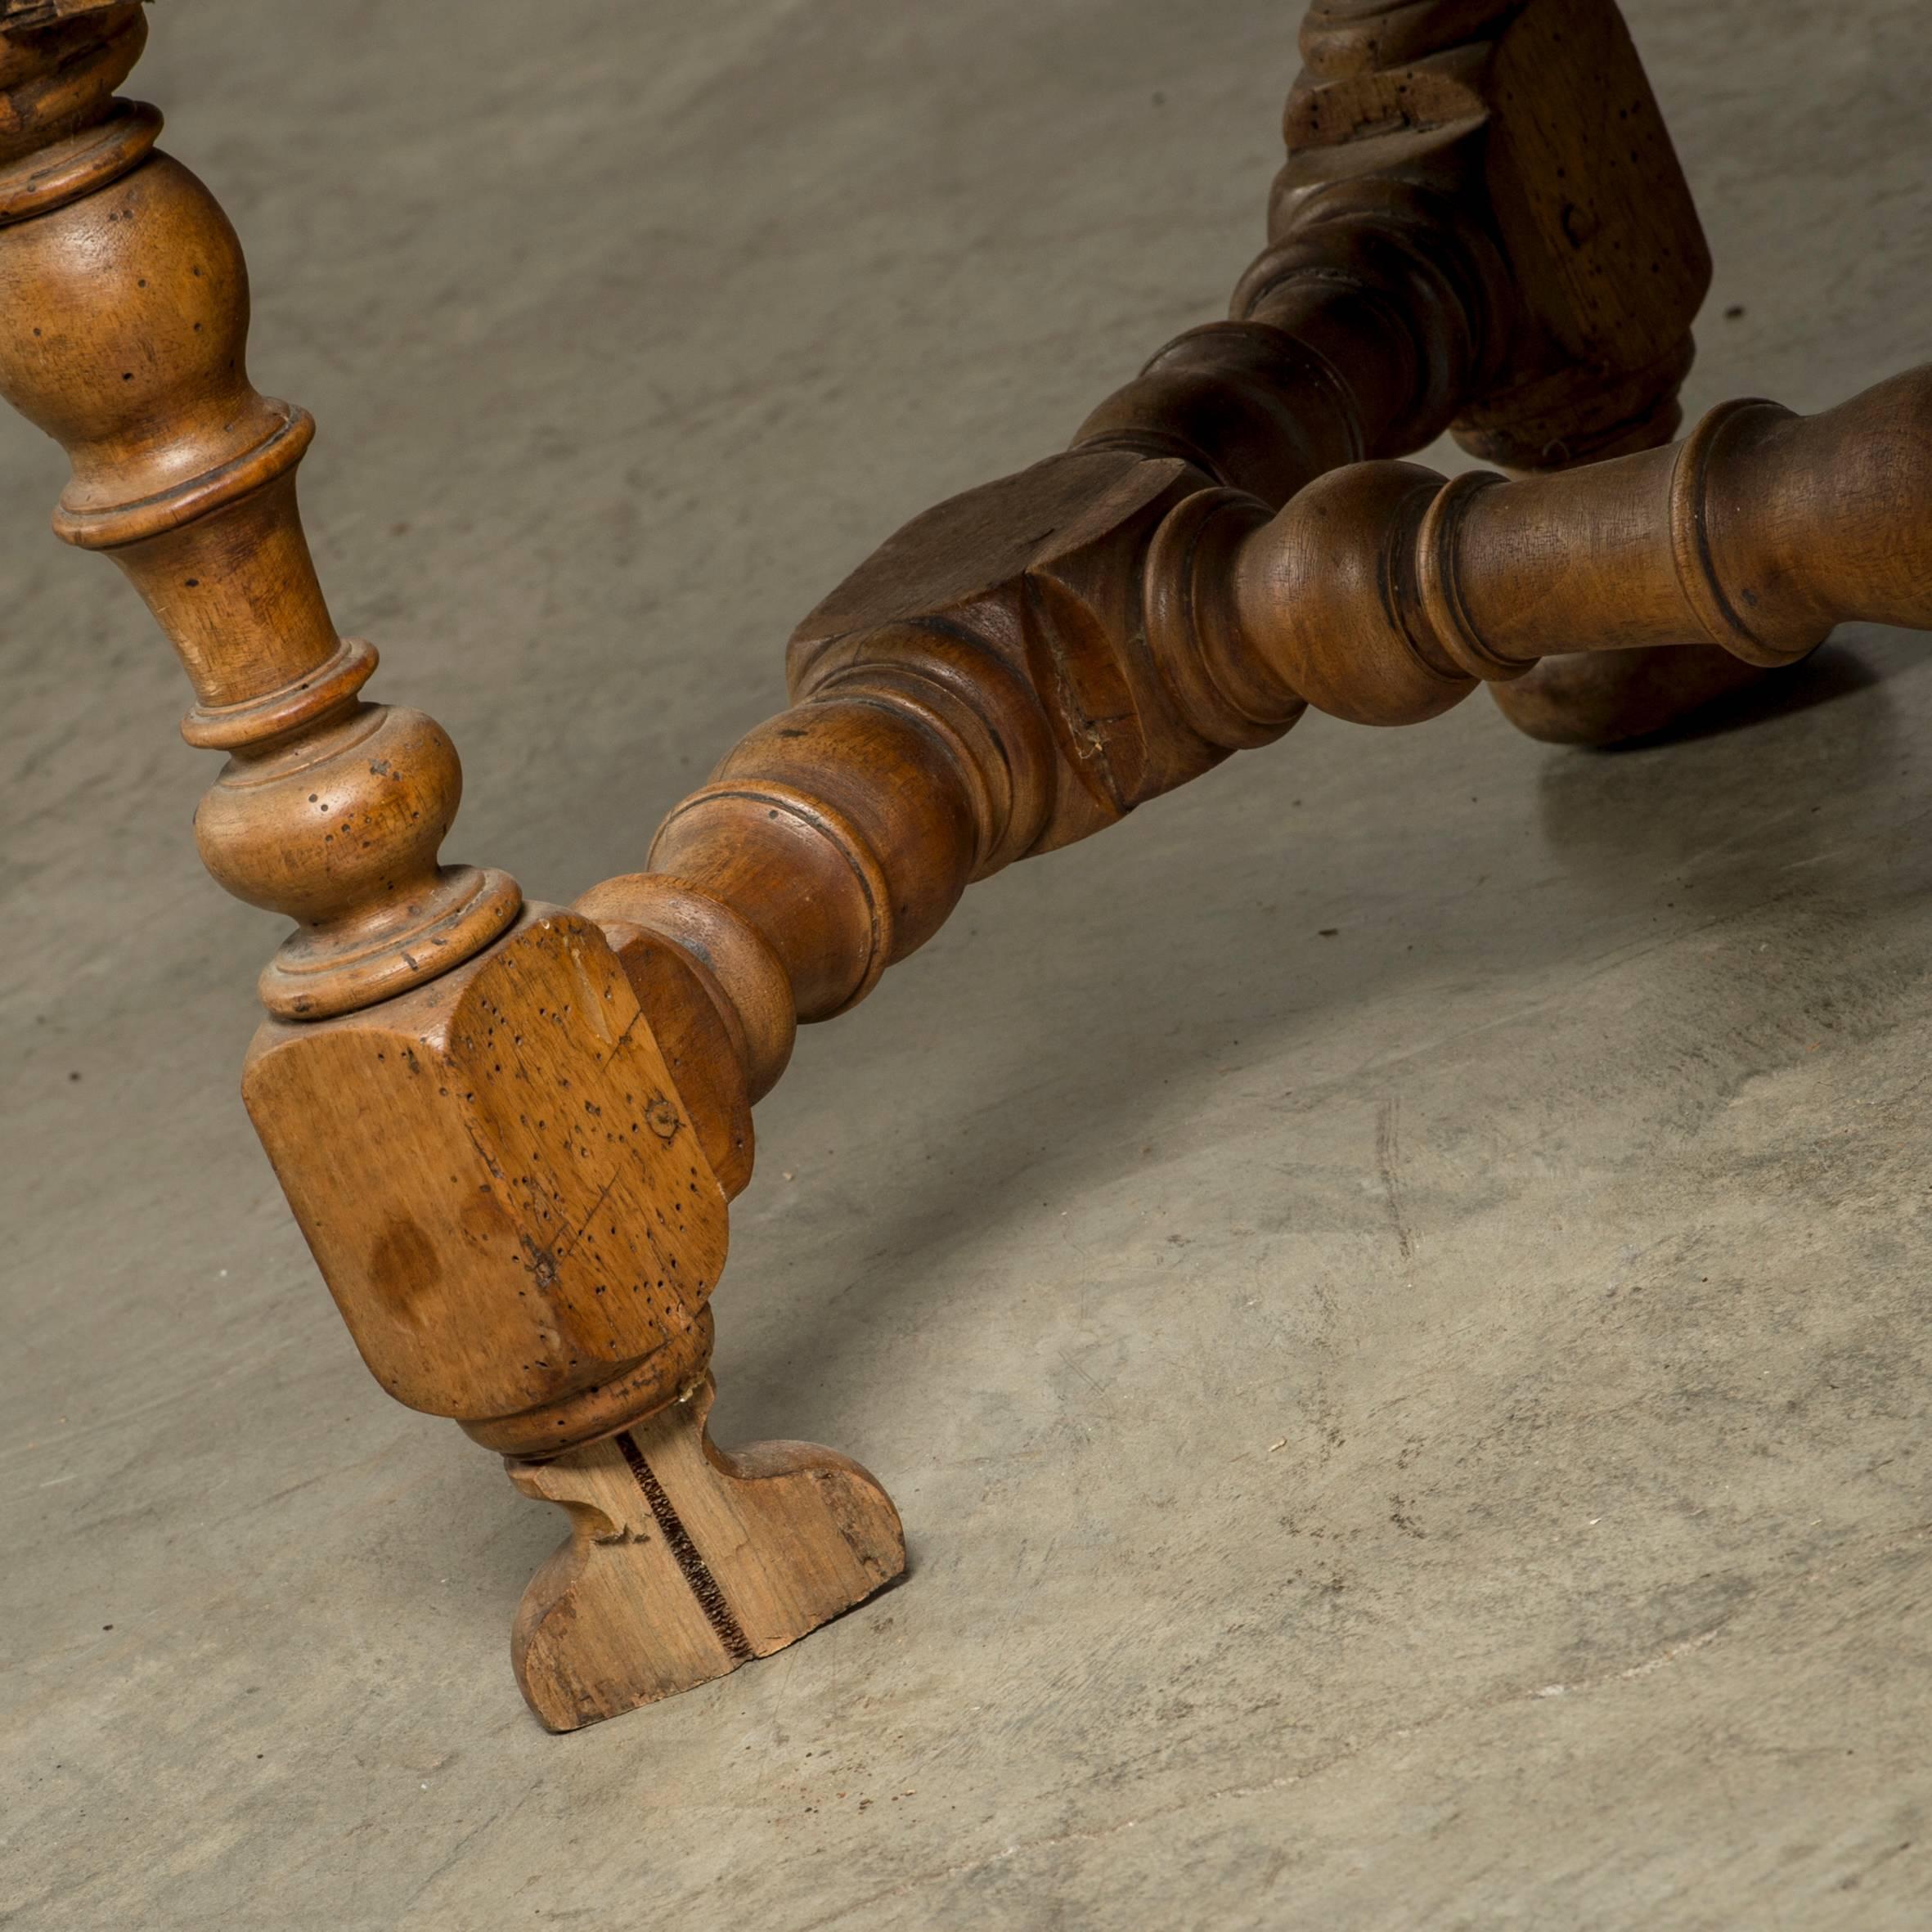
<box><xmin>1148</xmin><ymin>371</ymin><xmax>1932</xmax><ymax>735</ymax></box>
<box><xmin>507</xmin><ymin>1378</ymin><xmax>904</xmax><ymax>1731</ymax></box>
<box><xmin>12</xmin><ymin>0</ymin><xmax>1926</xmax><ymax>1741</ymax></box>
<box><xmin>0</xmin><ymin>2</ymin><xmax>900</xmax><ymax>1734</ymax></box>
<box><xmin>1476</xmin><ymin>364</ymin><xmax>1809</xmax><ymax>750</ymax></box>
<box><xmin>1478</xmin><ymin>405</ymin><xmax>1797</xmax><ymax>748</ymax></box>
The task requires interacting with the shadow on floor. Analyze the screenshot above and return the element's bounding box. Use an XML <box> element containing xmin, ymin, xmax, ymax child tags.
<box><xmin>716</xmin><ymin>628</ymin><xmax>1921</xmax><ymax>1449</ymax></box>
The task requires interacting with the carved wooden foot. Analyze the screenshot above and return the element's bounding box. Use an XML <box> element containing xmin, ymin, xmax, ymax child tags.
<box><xmin>505</xmin><ymin>1379</ymin><xmax>905</xmax><ymax>1730</ymax></box>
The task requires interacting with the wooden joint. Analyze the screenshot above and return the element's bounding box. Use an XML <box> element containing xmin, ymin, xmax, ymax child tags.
<box><xmin>575</xmin><ymin>873</ymin><xmax>797</xmax><ymax>1106</ymax></box>
<box><xmin>1277</xmin><ymin>0</ymin><xmax>1712</xmax><ymax>475</ymax></box>
<box><xmin>245</xmin><ymin>909</ymin><xmax>731</xmax><ymax>1454</ymax></box>
<box><xmin>25</xmin><ymin>0</ymin><xmax>1932</xmax><ymax>1737</ymax></box>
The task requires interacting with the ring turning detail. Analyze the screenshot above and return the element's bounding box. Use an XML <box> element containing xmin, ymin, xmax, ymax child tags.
<box><xmin>2</xmin><ymin>0</ymin><xmax>1928</xmax><ymax>1728</ymax></box>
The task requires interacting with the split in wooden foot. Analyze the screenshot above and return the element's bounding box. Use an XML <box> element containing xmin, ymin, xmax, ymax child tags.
<box><xmin>506</xmin><ymin>1378</ymin><xmax>905</xmax><ymax>1731</ymax></box>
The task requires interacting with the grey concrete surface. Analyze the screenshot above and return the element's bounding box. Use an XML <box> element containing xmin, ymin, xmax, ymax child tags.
<box><xmin>3</xmin><ymin>2</ymin><xmax>1930</xmax><ymax>1926</ymax></box>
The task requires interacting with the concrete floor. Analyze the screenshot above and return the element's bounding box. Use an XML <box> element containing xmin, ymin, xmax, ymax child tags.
<box><xmin>3</xmin><ymin>2</ymin><xmax>1930</xmax><ymax>1925</ymax></box>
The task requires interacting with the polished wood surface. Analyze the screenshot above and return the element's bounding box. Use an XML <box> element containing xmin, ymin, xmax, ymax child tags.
<box><xmin>0</xmin><ymin>3</ymin><xmax>519</xmax><ymax>1021</ymax></box>
<box><xmin>1176</xmin><ymin>369</ymin><xmax>1932</xmax><ymax>731</ymax></box>
<box><xmin>2</xmin><ymin>0</ymin><xmax>1927</xmax><ymax>1728</ymax></box>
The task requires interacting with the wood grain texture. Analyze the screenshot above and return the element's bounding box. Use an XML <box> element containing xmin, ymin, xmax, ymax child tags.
<box><xmin>245</xmin><ymin>910</ymin><xmax>730</xmax><ymax>1457</ymax></box>
<box><xmin>1267</xmin><ymin>0</ymin><xmax>1745</xmax><ymax>746</ymax></box>
<box><xmin>0</xmin><ymin>0</ymin><xmax>140</xmax><ymax>28</ymax></box>
<box><xmin>0</xmin><ymin>10</ymin><xmax>519</xmax><ymax>1019</ymax></box>
<box><xmin>7</xmin><ymin>0</ymin><xmax>1928</xmax><ymax>1732</ymax></box>
<box><xmin>1277</xmin><ymin>0</ymin><xmax>1711</xmax><ymax>471</ymax></box>
<box><xmin>658</xmin><ymin>0</ymin><xmax>1728</xmax><ymax>1004</ymax></box>
<box><xmin>509</xmin><ymin>1377</ymin><xmax>904</xmax><ymax>1732</ymax></box>
<box><xmin>1174</xmin><ymin>366</ymin><xmax>1932</xmax><ymax>737</ymax></box>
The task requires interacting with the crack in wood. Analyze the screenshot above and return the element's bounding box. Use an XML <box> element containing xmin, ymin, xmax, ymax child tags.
<box><xmin>615</xmin><ymin>1427</ymin><xmax>754</xmax><ymax>1664</ymax></box>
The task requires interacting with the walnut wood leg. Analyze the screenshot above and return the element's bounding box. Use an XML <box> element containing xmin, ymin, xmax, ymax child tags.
<box><xmin>9</xmin><ymin>0</ymin><xmax>1931</xmax><ymax>1737</ymax></box>
<box><xmin>1479</xmin><ymin>396</ymin><xmax>1804</xmax><ymax>748</ymax></box>
<box><xmin>1153</xmin><ymin>370</ymin><xmax>1932</xmax><ymax>732</ymax></box>
<box><xmin>1284</xmin><ymin>0</ymin><xmax>1790</xmax><ymax>748</ymax></box>
<box><xmin>507</xmin><ymin>1378</ymin><xmax>904</xmax><ymax>1731</ymax></box>
<box><xmin>0</xmin><ymin>2</ymin><xmax>892</xmax><ymax>1732</ymax></box>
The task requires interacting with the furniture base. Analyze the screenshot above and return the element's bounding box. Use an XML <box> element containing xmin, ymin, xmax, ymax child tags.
<box><xmin>506</xmin><ymin>1378</ymin><xmax>905</xmax><ymax>1730</ymax></box>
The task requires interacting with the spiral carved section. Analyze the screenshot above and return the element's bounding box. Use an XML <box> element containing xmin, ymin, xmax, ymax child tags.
<box><xmin>795</xmin><ymin>623</ymin><xmax>1054</xmax><ymax>881</ymax></box>
<box><xmin>1296</xmin><ymin>0</ymin><xmax>1519</xmax><ymax>79</ymax></box>
<box><xmin>1235</xmin><ymin>182</ymin><xmax>1503</xmax><ymax>466</ymax></box>
<box><xmin>1078</xmin><ymin>177</ymin><xmax>1503</xmax><ymax>505</ymax></box>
